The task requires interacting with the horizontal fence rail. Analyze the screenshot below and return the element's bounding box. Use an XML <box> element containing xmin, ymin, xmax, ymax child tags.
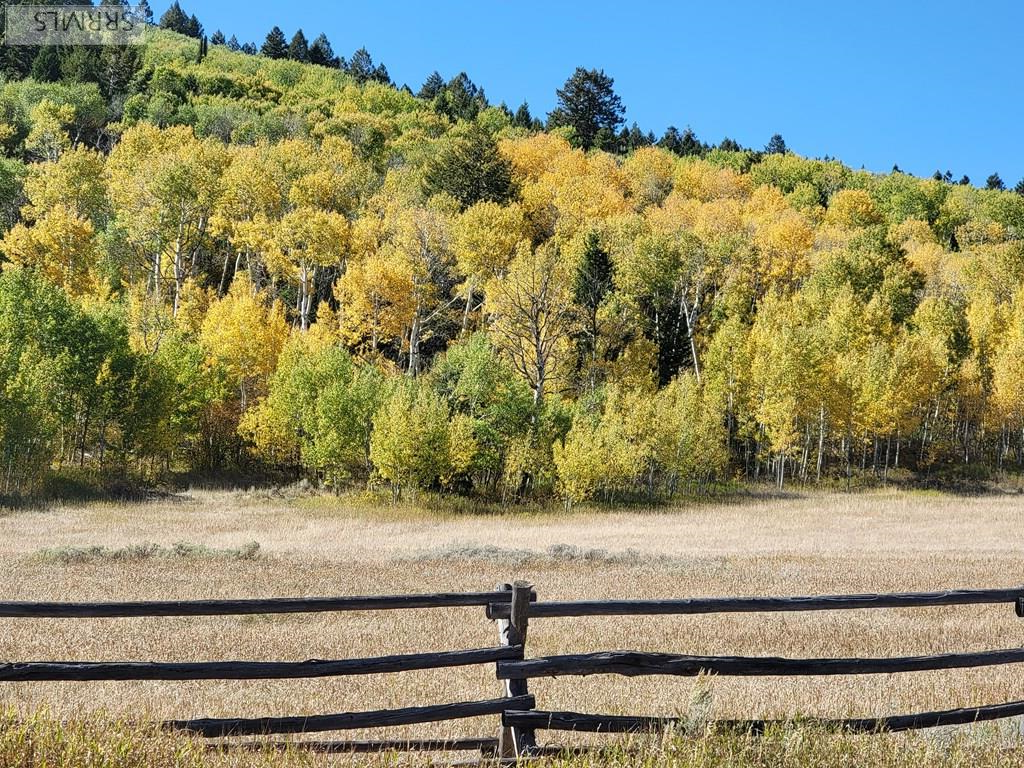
<box><xmin>0</xmin><ymin>591</ymin><xmax>535</xmax><ymax>619</ymax></box>
<box><xmin>208</xmin><ymin>737</ymin><xmax>500</xmax><ymax>754</ymax></box>
<box><xmin>488</xmin><ymin>587</ymin><xmax>1024</xmax><ymax>620</ymax></box>
<box><xmin>504</xmin><ymin>698</ymin><xmax>1024</xmax><ymax>734</ymax></box>
<box><xmin>165</xmin><ymin>695</ymin><xmax>535</xmax><ymax>738</ymax></box>
<box><xmin>497</xmin><ymin>647</ymin><xmax>1024</xmax><ymax>679</ymax></box>
<box><xmin>0</xmin><ymin>646</ymin><xmax>523</xmax><ymax>682</ymax></box>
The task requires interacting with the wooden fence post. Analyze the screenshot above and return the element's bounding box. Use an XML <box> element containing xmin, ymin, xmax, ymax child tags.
<box><xmin>495</xmin><ymin>581</ymin><xmax>536</xmax><ymax>758</ymax></box>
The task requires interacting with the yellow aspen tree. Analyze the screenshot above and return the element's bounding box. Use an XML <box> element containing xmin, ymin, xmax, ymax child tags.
<box><xmin>200</xmin><ymin>273</ymin><xmax>289</xmax><ymax>411</ymax></box>
<box><xmin>485</xmin><ymin>240</ymin><xmax>577</xmax><ymax>406</ymax></box>
<box><xmin>451</xmin><ymin>200</ymin><xmax>525</xmax><ymax>333</ymax></box>
<box><xmin>108</xmin><ymin>125</ymin><xmax>229</xmax><ymax>314</ymax></box>
<box><xmin>268</xmin><ymin>207</ymin><xmax>349</xmax><ymax>331</ymax></box>
<box><xmin>1</xmin><ymin>204</ymin><xmax>98</xmax><ymax>296</ymax></box>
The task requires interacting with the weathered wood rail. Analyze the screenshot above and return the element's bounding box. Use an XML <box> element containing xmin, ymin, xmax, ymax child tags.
<box><xmin>0</xmin><ymin>590</ymin><xmax>534</xmax><ymax>618</ymax></box>
<box><xmin>0</xmin><ymin>646</ymin><xmax>521</xmax><ymax>681</ymax></box>
<box><xmin>165</xmin><ymin>695</ymin><xmax>535</xmax><ymax>738</ymax></box>
<box><xmin>3</xmin><ymin>582</ymin><xmax>1024</xmax><ymax>758</ymax></box>
<box><xmin>486</xmin><ymin>587</ymin><xmax>1024</xmax><ymax>619</ymax></box>
<box><xmin>503</xmin><ymin>697</ymin><xmax>1024</xmax><ymax>734</ymax></box>
<box><xmin>497</xmin><ymin>647</ymin><xmax>1024</xmax><ymax>679</ymax></box>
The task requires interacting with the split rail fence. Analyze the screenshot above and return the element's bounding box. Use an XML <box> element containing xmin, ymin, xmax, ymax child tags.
<box><xmin>3</xmin><ymin>583</ymin><xmax>1024</xmax><ymax>758</ymax></box>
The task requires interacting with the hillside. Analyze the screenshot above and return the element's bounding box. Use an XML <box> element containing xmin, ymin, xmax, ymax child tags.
<box><xmin>0</xmin><ymin>28</ymin><xmax>1023</xmax><ymax>502</ymax></box>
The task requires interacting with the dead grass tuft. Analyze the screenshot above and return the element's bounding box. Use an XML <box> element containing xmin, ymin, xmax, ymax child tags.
<box><xmin>33</xmin><ymin>541</ymin><xmax>263</xmax><ymax>564</ymax></box>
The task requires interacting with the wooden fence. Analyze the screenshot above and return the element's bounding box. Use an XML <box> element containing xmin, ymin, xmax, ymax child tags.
<box><xmin>2</xmin><ymin>584</ymin><xmax>1024</xmax><ymax>758</ymax></box>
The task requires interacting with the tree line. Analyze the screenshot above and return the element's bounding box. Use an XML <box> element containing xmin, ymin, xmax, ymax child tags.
<box><xmin>0</xmin><ymin>27</ymin><xmax>1023</xmax><ymax>502</ymax></box>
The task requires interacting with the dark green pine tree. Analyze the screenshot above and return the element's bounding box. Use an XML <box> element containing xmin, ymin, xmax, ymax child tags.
<box><xmin>98</xmin><ymin>44</ymin><xmax>141</xmax><ymax>98</ymax></box>
<box><xmin>61</xmin><ymin>47</ymin><xmax>100</xmax><ymax>83</ymax></box>
<box><xmin>986</xmin><ymin>172</ymin><xmax>1005</xmax><ymax>191</ymax></box>
<box><xmin>622</xmin><ymin>122</ymin><xmax>651</xmax><ymax>152</ymax></box>
<box><xmin>959</xmin><ymin>175</ymin><xmax>971</xmax><ymax>186</ymax></box>
<box><xmin>345</xmin><ymin>47</ymin><xmax>375</xmax><ymax>83</ymax></box>
<box><xmin>210</xmin><ymin>30</ymin><xmax>226</xmax><ymax>45</ymax></box>
<box><xmin>261</xmin><ymin>27</ymin><xmax>288</xmax><ymax>59</ymax></box>
<box><xmin>678</xmin><ymin>127</ymin><xmax>704</xmax><ymax>156</ymax></box>
<box><xmin>344</xmin><ymin>47</ymin><xmax>390</xmax><ymax>84</ymax></box>
<box><xmin>718</xmin><ymin>137</ymin><xmax>742</xmax><ymax>152</ymax></box>
<box><xmin>226</xmin><ymin>35</ymin><xmax>240</xmax><ymax>52</ymax></box>
<box><xmin>423</xmin><ymin>124</ymin><xmax>514</xmax><ymax>209</ymax></box>
<box><xmin>30</xmin><ymin>47</ymin><xmax>62</xmax><ymax>82</ymax></box>
<box><xmin>513</xmin><ymin>101</ymin><xmax>534</xmax><ymax>130</ymax></box>
<box><xmin>433</xmin><ymin>72</ymin><xmax>487</xmax><ymax>122</ymax></box>
<box><xmin>136</xmin><ymin>0</ymin><xmax>154</xmax><ymax>24</ymax></box>
<box><xmin>547</xmin><ymin>67</ymin><xmax>625</xmax><ymax>150</ymax></box>
<box><xmin>659</xmin><ymin>126</ymin><xmax>682</xmax><ymax>153</ymax></box>
<box><xmin>418</xmin><ymin>71</ymin><xmax>445</xmax><ymax>100</ymax></box>
<box><xmin>288</xmin><ymin>29</ymin><xmax>309</xmax><ymax>62</ymax></box>
<box><xmin>574</xmin><ymin>229</ymin><xmax>614</xmax><ymax>387</ymax></box>
<box><xmin>1015</xmin><ymin>179</ymin><xmax>1024</xmax><ymax>196</ymax></box>
<box><xmin>765</xmin><ymin>133</ymin><xmax>787</xmax><ymax>154</ymax></box>
<box><xmin>308</xmin><ymin>34</ymin><xmax>336</xmax><ymax>67</ymax></box>
<box><xmin>241</xmin><ymin>42</ymin><xmax>258</xmax><ymax>55</ymax></box>
<box><xmin>185</xmin><ymin>14</ymin><xmax>202</xmax><ymax>38</ymax></box>
<box><xmin>158</xmin><ymin>1</ymin><xmax>188</xmax><ymax>33</ymax></box>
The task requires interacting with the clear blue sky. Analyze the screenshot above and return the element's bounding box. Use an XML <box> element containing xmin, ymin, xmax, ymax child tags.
<box><xmin>165</xmin><ymin>1</ymin><xmax>1023</xmax><ymax>184</ymax></box>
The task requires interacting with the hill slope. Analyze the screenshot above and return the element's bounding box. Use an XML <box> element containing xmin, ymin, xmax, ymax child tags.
<box><xmin>0</xmin><ymin>28</ymin><xmax>1022</xmax><ymax>501</ymax></box>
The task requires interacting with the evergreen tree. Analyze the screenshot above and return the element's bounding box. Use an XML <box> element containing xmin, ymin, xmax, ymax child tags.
<box><xmin>61</xmin><ymin>47</ymin><xmax>100</xmax><ymax>83</ymax></box>
<box><xmin>158</xmin><ymin>1</ymin><xmax>188</xmax><ymax>33</ymax></box>
<box><xmin>959</xmin><ymin>175</ymin><xmax>971</xmax><ymax>185</ymax></box>
<box><xmin>765</xmin><ymin>133</ymin><xmax>787</xmax><ymax>154</ymax></box>
<box><xmin>986</xmin><ymin>172</ymin><xmax>1005</xmax><ymax>191</ymax></box>
<box><xmin>418</xmin><ymin>71</ymin><xmax>445</xmax><ymax>100</ymax></box>
<box><xmin>622</xmin><ymin>122</ymin><xmax>652</xmax><ymax>152</ymax></box>
<box><xmin>433</xmin><ymin>72</ymin><xmax>487</xmax><ymax>122</ymax></box>
<box><xmin>423</xmin><ymin>124</ymin><xmax>514</xmax><ymax>208</ymax></box>
<box><xmin>136</xmin><ymin>0</ymin><xmax>153</xmax><ymax>24</ymax></box>
<box><xmin>344</xmin><ymin>47</ymin><xmax>390</xmax><ymax>84</ymax></box>
<box><xmin>226</xmin><ymin>35</ymin><xmax>241</xmax><ymax>52</ymax></box>
<box><xmin>186</xmin><ymin>14</ymin><xmax>202</xmax><ymax>38</ymax></box>
<box><xmin>210</xmin><ymin>30</ymin><xmax>226</xmax><ymax>45</ymax></box>
<box><xmin>547</xmin><ymin>67</ymin><xmax>625</xmax><ymax>151</ymax></box>
<box><xmin>718</xmin><ymin>137</ymin><xmax>741</xmax><ymax>152</ymax></box>
<box><xmin>574</xmin><ymin>229</ymin><xmax>613</xmax><ymax>385</ymax></box>
<box><xmin>513</xmin><ymin>101</ymin><xmax>536</xmax><ymax>130</ymax></box>
<box><xmin>677</xmin><ymin>127</ymin><xmax>704</xmax><ymax>156</ymax></box>
<box><xmin>261</xmin><ymin>27</ymin><xmax>288</xmax><ymax>59</ymax></box>
<box><xmin>659</xmin><ymin>126</ymin><xmax>682</xmax><ymax>154</ymax></box>
<box><xmin>288</xmin><ymin>29</ymin><xmax>309</xmax><ymax>62</ymax></box>
<box><xmin>1015</xmin><ymin>179</ymin><xmax>1024</xmax><ymax>196</ymax></box>
<box><xmin>30</xmin><ymin>47</ymin><xmax>61</xmax><ymax>83</ymax></box>
<box><xmin>98</xmin><ymin>44</ymin><xmax>142</xmax><ymax>99</ymax></box>
<box><xmin>241</xmin><ymin>42</ymin><xmax>258</xmax><ymax>55</ymax></box>
<box><xmin>308</xmin><ymin>33</ymin><xmax>336</xmax><ymax>67</ymax></box>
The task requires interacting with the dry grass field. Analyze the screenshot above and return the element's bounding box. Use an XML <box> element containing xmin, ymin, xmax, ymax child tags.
<box><xmin>2</xmin><ymin>487</ymin><xmax>1024</xmax><ymax>765</ymax></box>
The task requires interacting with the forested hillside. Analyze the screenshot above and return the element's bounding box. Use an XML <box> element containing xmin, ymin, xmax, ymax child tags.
<box><xmin>1</xmin><ymin>26</ymin><xmax>1023</xmax><ymax>502</ymax></box>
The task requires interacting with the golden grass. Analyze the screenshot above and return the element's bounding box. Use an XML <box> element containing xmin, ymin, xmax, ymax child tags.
<box><xmin>2</xmin><ymin>487</ymin><xmax>1024</xmax><ymax>764</ymax></box>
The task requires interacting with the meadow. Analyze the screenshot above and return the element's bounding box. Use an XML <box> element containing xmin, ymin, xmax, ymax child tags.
<box><xmin>2</xmin><ymin>487</ymin><xmax>1024</xmax><ymax>765</ymax></box>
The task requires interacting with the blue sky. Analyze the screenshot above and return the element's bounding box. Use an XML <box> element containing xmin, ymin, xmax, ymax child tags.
<box><xmin>164</xmin><ymin>1</ymin><xmax>1024</xmax><ymax>185</ymax></box>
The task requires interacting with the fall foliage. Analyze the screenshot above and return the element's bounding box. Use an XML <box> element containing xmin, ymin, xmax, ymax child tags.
<box><xmin>1</xmin><ymin>27</ymin><xmax>1023</xmax><ymax>502</ymax></box>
